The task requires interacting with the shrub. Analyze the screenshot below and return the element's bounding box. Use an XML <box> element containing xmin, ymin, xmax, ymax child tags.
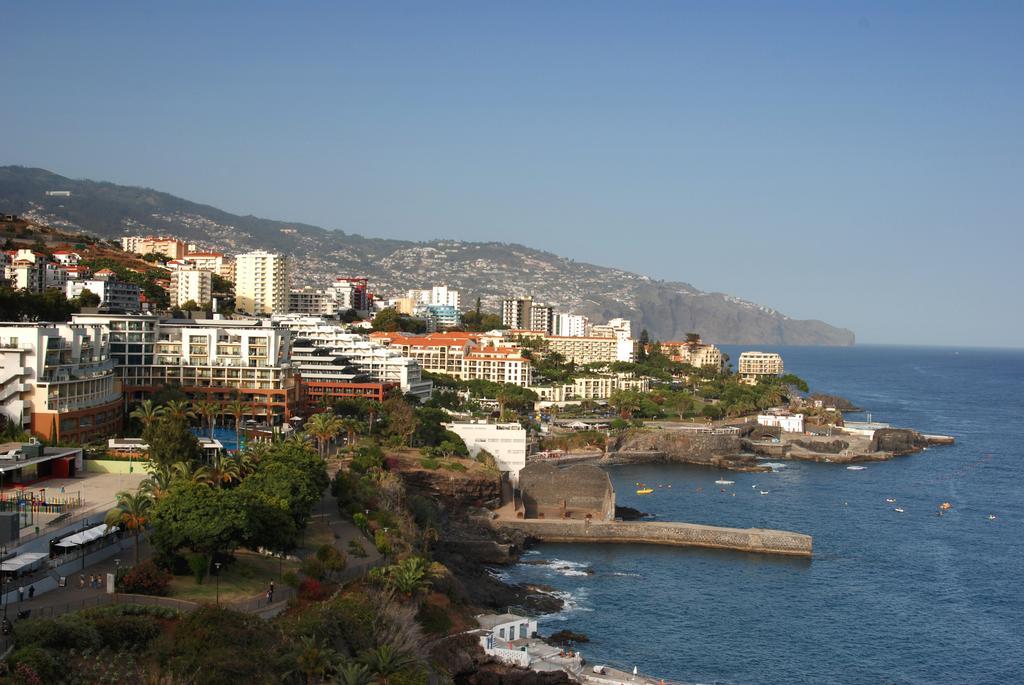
<box><xmin>7</xmin><ymin>646</ymin><xmax>61</xmax><ymax>683</ymax></box>
<box><xmin>416</xmin><ymin>603</ymin><xmax>453</xmax><ymax>635</ymax></box>
<box><xmin>301</xmin><ymin>556</ymin><xmax>325</xmax><ymax>581</ymax></box>
<box><xmin>188</xmin><ymin>554</ymin><xmax>208</xmax><ymax>585</ymax></box>
<box><xmin>82</xmin><ymin>604</ymin><xmax>179</xmax><ymax>620</ymax></box>
<box><xmin>116</xmin><ymin>560</ymin><xmax>172</xmax><ymax>596</ymax></box>
<box><xmin>419</xmin><ymin>457</ymin><xmax>440</xmax><ymax>470</ymax></box>
<box><xmin>407</xmin><ymin>495</ymin><xmax>439</xmax><ymax>530</ymax></box>
<box><xmin>13</xmin><ymin>614</ymin><xmax>101</xmax><ymax>651</ymax></box>
<box><xmin>92</xmin><ymin>614</ymin><xmax>162</xmax><ymax>650</ymax></box>
<box><xmin>352</xmin><ymin>512</ymin><xmax>368</xmax><ymax>532</ymax></box>
<box><xmin>475</xmin><ymin>450</ymin><xmax>498</xmax><ymax>470</ymax></box>
<box><xmin>298</xmin><ymin>578</ymin><xmax>327</xmax><ymax>601</ymax></box>
<box><xmin>282</xmin><ymin>570</ymin><xmax>300</xmax><ymax>588</ymax></box>
<box><xmin>441</xmin><ymin>461</ymin><xmax>466</xmax><ymax>472</ymax></box>
<box><xmin>316</xmin><ymin>544</ymin><xmax>347</xmax><ymax>577</ymax></box>
<box><xmin>347</xmin><ymin>540</ymin><xmax>368</xmax><ymax>558</ymax></box>
<box><xmin>374</xmin><ymin>530</ymin><xmax>392</xmax><ymax>555</ymax></box>
<box><xmin>154</xmin><ymin>605</ymin><xmax>286</xmax><ymax>684</ymax></box>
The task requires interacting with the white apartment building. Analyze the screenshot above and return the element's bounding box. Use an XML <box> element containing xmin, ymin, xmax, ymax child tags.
<box><xmin>554</xmin><ymin>313</ymin><xmax>590</xmax><ymax>337</ymax></box>
<box><xmin>183</xmin><ymin>252</ymin><xmax>225</xmax><ymax>274</ymax></box>
<box><xmin>4</xmin><ymin>250</ymin><xmax>47</xmax><ymax>292</ymax></box>
<box><xmin>235</xmin><ymin>251</ymin><xmax>288</xmax><ymax>316</ymax></box>
<box><xmin>288</xmin><ymin>287</ymin><xmax>337</xmax><ymax>317</ymax></box>
<box><xmin>591</xmin><ymin>317</ymin><xmax>632</xmax><ymax>339</ymax></box>
<box><xmin>508</xmin><ymin>330</ymin><xmax>635</xmax><ymax>365</ymax></box>
<box><xmin>530</xmin><ymin>373</ymin><xmax>650</xmax><ymax>403</ymax></box>
<box><xmin>0</xmin><ymin>323</ymin><xmax>122</xmax><ymax>444</ymax></box>
<box><xmin>273</xmin><ymin>315</ymin><xmax>432</xmax><ymax>400</ymax></box>
<box><xmin>443</xmin><ymin>421</ymin><xmax>528</xmax><ymax>483</ymax></box>
<box><xmin>462</xmin><ymin>345</ymin><xmax>533</xmax><ymax>386</ymax></box>
<box><xmin>738</xmin><ymin>351</ymin><xmax>784</xmax><ymax>383</ymax></box>
<box><xmin>757</xmin><ymin>412</ymin><xmax>804</xmax><ymax>433</ymax></box>
<box><xmin>406</xmin><ymin>285</ymin><xmax>461</xmax><ymax>310</ymax></box>
<box><xmin>71</xmin><ymin>313</ymin><xmax>300</xmax><ymax>422</ymax></box>
<box><xmin>44</xmin><ymin>262</ymin><xmax>68</xmax><ymax>291</ymax></box>
<box><xmin>66</xmin><ymin>271</ymin><xmax>142</xmax><ymax>312</ymax></box>
<box><xmin>51</xmin><ymin>251</ymin><xmax>81</xmax><ymax>266</ymax></box>
<box><xmin>169</xmin><ymin>268</ymin><xmax>213</xmax><ymax>307</ymax></box>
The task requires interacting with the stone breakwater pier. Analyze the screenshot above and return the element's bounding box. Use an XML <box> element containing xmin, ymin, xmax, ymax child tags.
<box><xmin>491</xmin><ymin>518</ymin><xmax>813</xmax><ymax>557</ymax></box>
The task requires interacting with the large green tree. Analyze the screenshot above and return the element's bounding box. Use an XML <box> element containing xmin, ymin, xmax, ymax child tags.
<box><xmin>142</xmin><ymin>415</ymin><xmax>202</xmax><ymax>468</ymax></box>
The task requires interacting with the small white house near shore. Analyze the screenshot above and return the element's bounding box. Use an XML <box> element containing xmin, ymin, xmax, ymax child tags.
<box><xmin>757</xmin><ymin>412</ymin><xmax>804</xmax><ymax>433</ymax></box>
<box><xmin>476</xmin><ymin>613</ymin><xmax>538</xmax><ymax>667</ymax></box>
<box><xmin>443</xmin><ymin>421</ymin><xmax>527</xmax><ymax>483</ymax></box>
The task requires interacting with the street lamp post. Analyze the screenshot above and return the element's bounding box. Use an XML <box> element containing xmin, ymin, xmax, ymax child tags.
<box><xmin>214</xmin><ymin>562</ymin><xmax>222</xmax><ymax>605</ymax></box>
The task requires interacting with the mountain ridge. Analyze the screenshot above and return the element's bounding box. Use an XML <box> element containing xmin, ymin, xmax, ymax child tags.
<box><xmin>0</xmin><ymin>165</ymin><xmax>854</xmax><ymax>346</ymax></box>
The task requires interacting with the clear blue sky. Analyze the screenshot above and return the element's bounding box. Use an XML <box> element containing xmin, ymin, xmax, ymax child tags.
<box><xmin>3</xmin><ymin>2</ymin><xmax>1022</xmax><ymax>347</ymax></box>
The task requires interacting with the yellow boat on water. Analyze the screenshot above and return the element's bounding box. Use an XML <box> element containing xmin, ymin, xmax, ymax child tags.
<box><xmin>636</xmin><ymin>488</ymin><xmax>654</xmax><ymax>495</ymax></box>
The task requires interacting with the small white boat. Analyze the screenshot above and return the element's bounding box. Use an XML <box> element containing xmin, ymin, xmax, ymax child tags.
<box><xmin>715</xmin><ymin>479</ymin><xmax>735</xmax><ymax>485</ymax></box>
<box><xmin>894</xmin><ymin>507</ymin><xmax>905</xmax><ymax>513</ymax></box>
<box><xmin>760</xmin><ymin>490</ymin><xmax>770</xmax><ymax>495</ymax></box>
<box><xmin>886</xmin><ymin>498</ymin><xmax>897</xmax><ymax>503</ymax></box>
<box><xmin>846</xmin><ymin>466</ymin><xmax>866</xmax><ymax>471</ymax></box>
<box><xmin>988</xmin><ymin>515</ymin><xmax>997</xmax><ymax>521</ymax></box>
<box><xmin>752</xmin><ymin>484</ymin><xmax>759</xmax><ymax>489</ymax></box>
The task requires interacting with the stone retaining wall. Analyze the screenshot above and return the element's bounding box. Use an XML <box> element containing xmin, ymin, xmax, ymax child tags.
<box><xmin>493</xmin><ymin>519</ymin><xmax>812</xmax><ymax>557</ymax></box>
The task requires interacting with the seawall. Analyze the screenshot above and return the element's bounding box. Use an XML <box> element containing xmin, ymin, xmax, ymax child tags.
<box><xmin>492</xmin><ymin>518</ymin><xmax>812</xmax><ymax>557</ymax></box>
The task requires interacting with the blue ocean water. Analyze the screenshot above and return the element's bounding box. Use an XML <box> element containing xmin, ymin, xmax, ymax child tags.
<box><xmin>503</xmin><ymin>345</ymin><xmax>1024</xmax><ymax>684</ymax></box>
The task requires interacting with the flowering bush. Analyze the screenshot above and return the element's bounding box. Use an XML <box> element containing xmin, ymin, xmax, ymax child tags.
<box><xmin>298</xmin><ymin>578</ymin><xmax>327</xmax><ymax>601</ymax></box>
<box><xmin>116</xmin><ymin>560</ymin><xmax>171</xmax><ymax>596</ymax></box>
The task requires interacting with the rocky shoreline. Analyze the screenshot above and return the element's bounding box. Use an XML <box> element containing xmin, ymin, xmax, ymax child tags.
<box><xmin>542</xmin><ymin>424</ymin><xmax>953</xmax><ymax>471</ymax></box>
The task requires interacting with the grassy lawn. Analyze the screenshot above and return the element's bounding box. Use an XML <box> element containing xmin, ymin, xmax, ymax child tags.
<box><xmin>167</xmin><ymin>550</ymin><xmax>300</xmax><ymax>603</ymax></box>
<box><xmin>302</xmin><ymin>516</ymin><xmax>337</xmax><ymax>550</ymax></box>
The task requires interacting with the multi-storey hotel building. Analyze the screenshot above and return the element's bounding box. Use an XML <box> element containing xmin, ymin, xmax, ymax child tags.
<box><xmin>273</xmin><ymin>316</ymin><xmax>432</xmax><ymax>400</ymax></box>
<box><xmin>0</xmin><ymin>323</ymin><xmax>122</xmax><ymax>444</ymax></box>
<box><xmin>235</xmin><ymin>251</ymin><xmax>288</xmax><ymax>316</ymax></box>
<box><xmin>737</xmin><ymin>351</ymin><xmax>784</xmax><ymax>384</ymax></box>
<box><xmin>72</xmin><ymin>314</ymin><xmax>300</xmax><ymax>423</ymax></box>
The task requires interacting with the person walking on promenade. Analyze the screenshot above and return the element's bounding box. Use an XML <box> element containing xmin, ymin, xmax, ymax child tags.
<box><xmin>79</xmin><ymin>573</ymin><xmax>85</xmax><ymax>589</ymax></box>
<box><xmin>17</xmin><ymin>587</ymin><xmax>23</xmax><ymax>603</ymax></box>
<box><xmin>27</xmin><ymin>585</ymin><xmax>34</xmax><ymax>600</ymax></box>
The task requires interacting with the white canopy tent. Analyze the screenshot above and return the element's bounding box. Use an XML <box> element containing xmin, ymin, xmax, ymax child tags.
<box><xmin>54</xmin><ymin>524</ymin><xmax>118</xmax><ymax>548</ymax></box>
<box><xmin>0</xmin><ymin>552</ymin><xmax>48</xmax><ymax>574</ymax></box>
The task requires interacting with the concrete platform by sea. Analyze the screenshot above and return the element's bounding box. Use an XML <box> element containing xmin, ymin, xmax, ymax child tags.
<box><xmin>492</xmin><ymin>518</ymin><xmax>813</xmax><ymax>557</ymax></box>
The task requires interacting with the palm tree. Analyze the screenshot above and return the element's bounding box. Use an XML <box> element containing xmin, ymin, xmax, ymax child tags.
<box><xmin>386</xmin><ymin>556</ymin><xmax>433</xmax><ymax>599</ymax></box>
<box><xmin>364</xmin><ymin>401</ymin><xmax>383</xmax><ymax>435</ymax></box>
<box><xmin>223</xmin><ymin>399</ymin><xmax>249</xmax><ymax>453</ymax></box>
<box><xmin>236</xmin><ymin>450</ymin><xmax>260</xmax><ymax>478</ymax></box>
<box><xmin>104</xmin><ymin>490</ymin><xmax>154</xmax><ymax>565</ymax></box>
<box><xmin>203</xmin><ymin>453</ymin><xmax>242</xmax><ymax>488</ymax></box>
<box><xmin>192</xmin><ymin>400</ymin><xmax>220</xmax><ymax>439</ymax></box>
<box><xmin>163</xmin><ymin>399</ymin><xmax>196</xmax><ymax>423</ymax></box>
<box><xmin>129</xmin><ymin>399</ymin><xmax>164</xmax><ymax>431</ymax></box>
<box><xmin>141</xmin><ymin>462</ymin><xmax>176</xmax><ymax>499</ymax></box>
<box><xmin>171</xmin><ymin>460</ymin><xmax>210</xmax><ymax>485</ymax></box>
<box><xmin>358</xmin><ymin>645</ymin><xmax>417</xmax><ymax>685</ymax></box>
<box><xmin>307</xmin><ymin>412</ymin><xmax>344</xmax><ymax>457</ymax></box>
<box><xmin>290</xmin><ymin>635</ymin><xmax>341</xmax><ymax>685</ymax></box>
<box><xmin>339</xmin><ymin>418</ymin><xmax>363</xmax><ymax>451</ymax></box>
<box><xmin>333</xmin><ymin>661</ymin><xmax>372</xmax><ymax>685</ymax></box>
